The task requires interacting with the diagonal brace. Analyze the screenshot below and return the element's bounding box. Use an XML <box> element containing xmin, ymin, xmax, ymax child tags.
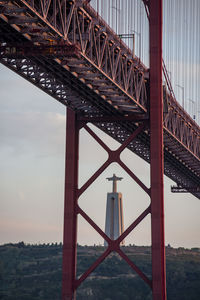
<box><xmin>78</xmin><ymin>123</ymin><xmax>148</xmax><ymax>197</ymax></box>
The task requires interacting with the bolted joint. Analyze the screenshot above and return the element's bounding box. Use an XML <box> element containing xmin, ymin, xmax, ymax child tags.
<box><xmin>108</xmin><ymin>240</ymin><xmax>120</xmax><ymax>252</ymax></box>
<box><xmin>108</xmin><ymin>149</ymin><xmax>120</xmax><ymax>163</ymax></box>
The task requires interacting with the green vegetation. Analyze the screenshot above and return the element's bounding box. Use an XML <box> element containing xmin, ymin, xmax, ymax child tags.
<box><xmin>0</xmin><ymin>243</ymin><xmax>200</xmax><ymax>299</ymax></box>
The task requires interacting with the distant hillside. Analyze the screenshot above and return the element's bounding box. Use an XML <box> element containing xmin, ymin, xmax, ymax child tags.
<box><xmin>0</xmin><ymin>243</ymin><xmax>200</xmax><ymax>300</ymax></box>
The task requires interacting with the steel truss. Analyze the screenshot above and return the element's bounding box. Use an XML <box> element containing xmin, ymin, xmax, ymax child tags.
<box><xmin>63</xmin><ymin>108</ymin><xmax>152</xmax><ymax>299</ymax></box>
<box><xmin>64</xmin><ymin>4</ymin><xmax>167</xmax><ymax>298</ymax></box>
<box><xmin>0</xmin><ymin>0</ymin><xmax>199</xmax><ymax>299</ymax></box>
<box><xmin>0</xmin><ymin>0</ymin><xmax>199</xmax><ymax>199</ymax></box>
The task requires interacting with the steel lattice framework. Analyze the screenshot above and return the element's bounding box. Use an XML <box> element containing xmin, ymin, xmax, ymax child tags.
<box><xmin>0</xmin><ymin>0</ymin><xmax>199</xmax><ymax>196</ymax></box>
<box><xmin>0</xmin><ymin>0</ymin><xmax>199</xmax><ymax>299</ymax></box>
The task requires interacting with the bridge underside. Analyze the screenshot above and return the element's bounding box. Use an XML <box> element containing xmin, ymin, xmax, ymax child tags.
<box><xmin>1</xmin><ymin>1</ymin><xmax>200</xmax><ymax>300</ymax></box>
<box><xmin>0</xmin><ymin>17</ymin><xmax>200</xmax><ymax>199</ymax></box>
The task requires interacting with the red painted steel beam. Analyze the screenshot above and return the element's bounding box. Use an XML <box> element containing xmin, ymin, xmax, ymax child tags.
<box><xmin>149</xmin><ymin>0</ymin><xmax>167</xmax><ymax>299</ymax></box>
<box><xmin>77</xmin><ymin>205</ymin><xmax>110</xmax><ymax>243</ymax></box>
<box><xmin>77</xmin><ymin>114</ymin><xmax>149</xmax><ymax>123</ymax></box>
<box><xmin>77</xmin><ymin>204</ymin><xmax>151</xmax><ymax>286</ymax></box>
<box><xmin>117</xmin><ymin>205</ymin><xmax>151</xmax><ymax>244</ymax></box>
<box><xmin>117</xmin><ymin>248</ymin><xmax>152</xmax><ymax>287</ymax></box>
<box><xmin>62</xmin><ymin>108</ymin><xmax>79</xmax><ymax>300</ymax></box>
<box><xmin>78</xmin><ymin>123</ymin><xmax>146</xmax><ymax>197</ymax></box>
<box><xmin>118</xmin><ymin>159</ymin><xmax>150</xmax><ymax>195</ymax></box>
<box><xmin>61</xmin><ymin>113</ymin><xmax>154</xmax><ymax>297</ymax></box>
<box><xmin>75</xmin><ymin>247</ymin><xmax>111</xmax><ymax>288</ymax></box>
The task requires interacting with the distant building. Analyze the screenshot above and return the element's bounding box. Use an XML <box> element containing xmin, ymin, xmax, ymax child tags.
<box><xmin>104</xmin><ymin>174</ymin><xmax>125</xmax><ymax>246</ymax></box>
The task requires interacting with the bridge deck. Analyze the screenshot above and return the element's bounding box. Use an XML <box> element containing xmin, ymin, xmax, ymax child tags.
<box><xmin>0</xmin><ymin>0</ymin><xmax>199</xmax><ymax>198</ymax></box>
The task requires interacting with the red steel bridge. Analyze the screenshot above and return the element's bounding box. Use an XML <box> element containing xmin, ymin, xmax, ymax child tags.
<box><xmin>0</xmin><ymin>0</ymin><xmax>199</xmax><ymax>299</ymax></box>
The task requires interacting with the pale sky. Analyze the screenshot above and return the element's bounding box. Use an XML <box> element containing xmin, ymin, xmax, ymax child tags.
<box><xmin>0</xmin><ymin>64</ymin><xmax>199</xmax><ymax>248</ymax></box>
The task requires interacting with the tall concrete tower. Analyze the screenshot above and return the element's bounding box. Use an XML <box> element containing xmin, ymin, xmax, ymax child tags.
<box><xmin>104</xmin><ymin>174</ymin><xmax>125</xmax><ymax>246</ymax></box>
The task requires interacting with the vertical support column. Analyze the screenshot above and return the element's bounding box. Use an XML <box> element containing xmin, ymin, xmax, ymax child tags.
<box><xmin>62</xmin><ymin>108</ymin><xmax>79</xmax><ymax>300</ymax></box>
<box><xmin>149</xmin><ymin>0</ymin><xmax>167</xmax><ymax>300</ymax></box>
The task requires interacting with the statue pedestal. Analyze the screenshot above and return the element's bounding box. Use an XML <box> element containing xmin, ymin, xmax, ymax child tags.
<box><xmin>104</xmin><ymin>192</ymin><xmax>124</xmax><ymax>246</ymax></box>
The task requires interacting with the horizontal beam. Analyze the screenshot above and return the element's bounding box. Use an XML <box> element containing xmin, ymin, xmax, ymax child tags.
<box><xmin>77</xmin><ymin>114</ymin><xmax>149</xmax><ymax>123</ymax></box>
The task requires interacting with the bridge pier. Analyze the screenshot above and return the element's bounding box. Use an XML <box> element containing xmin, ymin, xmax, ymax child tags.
<box><xmin>62</xmin><ymin>108</ymin><xmax>79</xmax><ymax>300</ymax></box>
<box><xmin>150</xmin><ymin>0</ymin><xmax>167</xmax><ymax>299</ymax></box>
<box><xmin>62</xmin><ymin>1</ymin><xmax>167</xmax><ymax>299</ymax></box>
<box><xmin>62</xmin><ymin>111</ymin><xmax>152</xmax><ymax>299</ymax></box>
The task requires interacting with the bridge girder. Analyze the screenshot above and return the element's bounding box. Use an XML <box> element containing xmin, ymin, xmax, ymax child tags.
<box><xmin>0</xmin><ymin>4</ymin><xmax>199</xmax><ymax>197</ymax></box>
<box><xmin>0</xmin><ymin>1</ymin><xmax>200</xmax><ymax>299</ymax></box>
